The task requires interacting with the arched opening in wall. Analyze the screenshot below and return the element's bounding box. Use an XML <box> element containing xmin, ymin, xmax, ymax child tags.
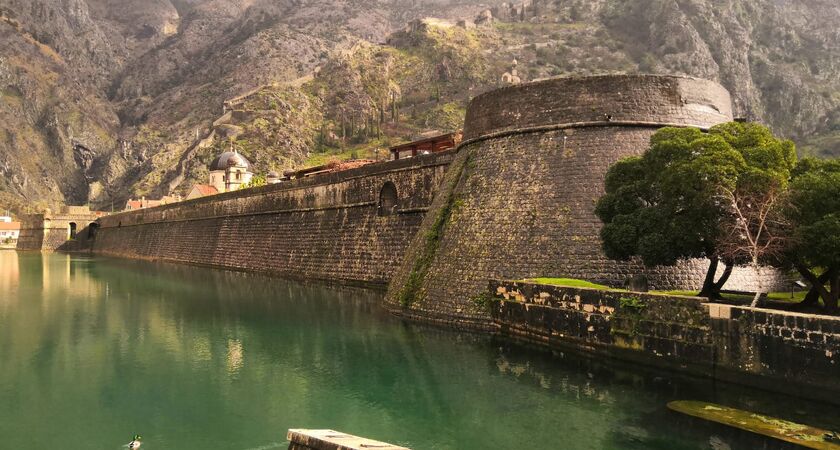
<box><xmin>68</xmin><ymin>222</ymin><xmax>77</xmax><ymax>240</ymax></box>
<box><xmin>378</xmin><ymin>182</ymin><xmax>399</xmax><ymax>216</ymax></box>
<box><xmin>88</xmin><ymin>223</ymin><xmax>99</xmax><ymax>239</ymax></box>
<box><xmin>118</xmin><ymin>221</ymin><xmax>122</xmax><ymax>228</ymax></box>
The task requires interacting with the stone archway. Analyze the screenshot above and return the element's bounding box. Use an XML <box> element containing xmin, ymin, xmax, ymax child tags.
<box><xmin>88</xmin><ymin>223</ymin><xmax>99</xmax><ymax>239</ymax></box>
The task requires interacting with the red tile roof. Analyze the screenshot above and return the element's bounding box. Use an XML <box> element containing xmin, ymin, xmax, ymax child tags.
<box><xmin>0</xmin><ymin>222</ymin><xmax>20</xmax><ymax>230</ymax></box>
<box><xmin>192</xmin><ymin>184</ymin><xmax>219</xmax><ymax>196</ymax></box>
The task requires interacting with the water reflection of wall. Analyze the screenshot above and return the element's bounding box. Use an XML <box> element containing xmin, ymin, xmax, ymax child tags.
<box><xmin>0</xmin><ymin>251</ymin><xmax>19</xmax><ymax>306</ymax></box>
<box><xmin>39</xmin><ymin>253</ymin><xmax>102</xmax><ymax>299</ymax></box>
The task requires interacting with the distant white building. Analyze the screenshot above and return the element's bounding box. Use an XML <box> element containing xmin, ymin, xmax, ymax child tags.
<box><xmin>0</xmin><ymin>217</ymin><xmax>20</xmax><ymax>241</ymax></box>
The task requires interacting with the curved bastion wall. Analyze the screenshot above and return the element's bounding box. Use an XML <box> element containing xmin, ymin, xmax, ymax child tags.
<box><xmin>90</xmin><ymin>152</ymin><xmax>454</xmax><ymax>285</ymax></box>
<box><xmin>385</xmin><ymin>75</ymin><xmax>786</xmax><ymax>327</ymax></box>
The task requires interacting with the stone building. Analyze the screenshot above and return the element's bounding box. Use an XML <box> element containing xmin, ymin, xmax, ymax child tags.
<box><xmin>124</xmin><ymin>195</ymin><xmax>181</xmax><ymax>211</ymax></box>
<box><xmin>209</xmin><ymin>150</ymin><xmax>253</xmax><ymax>193</ymax></box>
<box><xmin>0</xmin><ymin>217</ymin><xmax>20</xmax><ymax>243</ymax></box>
<box><xmin>17</xmin><ymin>206</ymin><xmax>105</xmax><ymax>252</ymax></box>
<box><xmin>389</xmin><ymin>132</ymin><xmax>462</xmax><ymax>160</ymax></box>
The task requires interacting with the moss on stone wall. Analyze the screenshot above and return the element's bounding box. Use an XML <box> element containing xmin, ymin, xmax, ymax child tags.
<box><xmin>397</xmin><ymin>153</ymin><xmax>470</xmax><ymax>306</ymax></box>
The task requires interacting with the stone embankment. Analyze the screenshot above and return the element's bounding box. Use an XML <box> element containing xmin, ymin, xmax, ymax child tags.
<box><xmin>491</xmin><ymin>280</ymin><xmax>840</xmax><ymax>403</ymax></box>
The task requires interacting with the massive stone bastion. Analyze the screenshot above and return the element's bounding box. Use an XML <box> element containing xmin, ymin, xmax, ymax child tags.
<box><xmin>384</xmin><ymin>74</ymin><xmax>784</xmax><ymax>327</ymax></box>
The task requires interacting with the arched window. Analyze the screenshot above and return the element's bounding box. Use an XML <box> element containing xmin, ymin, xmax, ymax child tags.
<box><xmin>236</xmin><ymin>170</ymin><xmax>242</xmax><ymax>180</ymax></box>
<box><xmin>68</xmin><ymin>222</ymin><xmax>77</xmax><ymax>239</ymax></box>
<box><xmin>378</xmin><ymin>182</ymin><xmax>399</xmax><ymax>216</ymax></box>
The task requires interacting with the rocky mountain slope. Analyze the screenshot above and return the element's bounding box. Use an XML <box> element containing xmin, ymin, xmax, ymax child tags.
<box><xmin>0</xmin><ymin>0</ymin><xmax>837</xmax><ymax>213</ymax></box>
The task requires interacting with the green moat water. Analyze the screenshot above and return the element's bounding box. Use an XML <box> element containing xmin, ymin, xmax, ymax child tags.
<box><xmin>1</xmin><ymin>252</ymin><xmax>838</xmax><ymax>450</ymax></box>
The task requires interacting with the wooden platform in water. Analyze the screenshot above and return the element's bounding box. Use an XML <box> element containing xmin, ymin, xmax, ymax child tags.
<box><xmin>667</xmin><ymin>401</ymin><xmax>840</xmax><ymax>449</ymax></box>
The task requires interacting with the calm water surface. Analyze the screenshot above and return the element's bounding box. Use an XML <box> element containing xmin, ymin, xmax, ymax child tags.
<box><xmin>1</xmin><ymin>252</ymin><xmax>838</xmax><ymax>450</ymax></box>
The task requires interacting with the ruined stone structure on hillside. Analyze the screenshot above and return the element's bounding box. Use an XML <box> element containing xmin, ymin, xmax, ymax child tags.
<box><xmin>44</xmin><ymin>75</ymin><xmax>783</xmax><ymax>326</ymax></box>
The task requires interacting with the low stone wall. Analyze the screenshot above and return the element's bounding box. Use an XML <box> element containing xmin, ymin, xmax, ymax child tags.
<box><xmin>91</xmin><ymin>152</ymin><xmax>453</xmax><ymax>285</ymax></box>
<box><xmin>491</xmin><ymin>281</ymin><xmax>840</xmax><ymax>401</ymax></box>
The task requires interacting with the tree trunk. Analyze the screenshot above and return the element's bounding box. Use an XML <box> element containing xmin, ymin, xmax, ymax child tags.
<box><xmin>713</xmin><ymin>262</ymin><xmax>734</xmax><ymax>291</ymax></box>
<box><xmin>749</xmin><ymin>259</ymin><xmax>763</xmax><ymax>308</ymax></box>
<box><xmin>799</xmin><ymin>270</ymin><xmax>830</xmax><ymax>307</ymax></box>
<box><xmin>796</xmin><ymin>264</ymin><xmax>834</xmax><ymax>311</ymax></box>
<box><xmin>699</xmin><ymin>257</ymin><xmax>720</xmax><ymax>298</ymax></box>
<box><xmin>828</xmin><ymin>268</ymin><xmax>839</xmax><ymax>313</ymax></box>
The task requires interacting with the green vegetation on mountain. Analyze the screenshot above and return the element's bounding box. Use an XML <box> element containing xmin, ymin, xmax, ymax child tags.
<box><xmin>0</xmin><ymin>0</ymin><xmax>838</xmax><ymax>214</ymax></box>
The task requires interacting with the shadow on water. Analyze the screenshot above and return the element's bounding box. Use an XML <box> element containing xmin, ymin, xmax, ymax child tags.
<box><xmin>0</xmin><ymin>252</ymin><xmax>838</xmax><ymax>450</ymax></box>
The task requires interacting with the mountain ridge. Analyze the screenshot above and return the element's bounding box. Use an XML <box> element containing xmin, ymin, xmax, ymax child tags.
<box><xmin>0</xmin><ymin>0</ymin><xmax>837</xmax><ymax>214</ymax></box>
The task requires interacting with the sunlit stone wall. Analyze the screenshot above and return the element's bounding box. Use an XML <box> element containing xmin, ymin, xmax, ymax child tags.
<box><xmin>91</xmin><ymin>152</ymin><xmax>453</xmax><ymax>285</ymax></box>
<box><xmin>385</xmin><ymin>75</ymin><xmax>787</xmax><ymax>328</ymax></box>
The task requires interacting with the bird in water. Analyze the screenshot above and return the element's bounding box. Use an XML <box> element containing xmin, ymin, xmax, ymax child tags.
<box><xmin>128</xmin><ymin>435</ymin><xmax>142</xmax><ymax>449</ymax></box>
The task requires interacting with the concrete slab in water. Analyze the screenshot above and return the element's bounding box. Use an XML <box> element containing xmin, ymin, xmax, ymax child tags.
<box><xmin>287</xmin><ymin>429</ymin><xmax>410</xmax><ymax>450</ymax></box>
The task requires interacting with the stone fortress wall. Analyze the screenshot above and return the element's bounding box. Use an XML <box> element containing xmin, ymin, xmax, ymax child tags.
<box><xmin>384</xmin><ymin>75</ymin><xmax>786</xmax><ymax>327</ymax></box>
<box><xmin>39</xmin><ymin>75</ymin><xmax>785</xmax><ymax>322</ymax></box>
<box><xmin>17</xmin><ymin>206</ymin><xmax>102</xmax><ymax>252</ymax></box>
<box><xmin>90</xmin><ymin>151</ymin><xmax>454</xmax><ymax>285</ymax></box>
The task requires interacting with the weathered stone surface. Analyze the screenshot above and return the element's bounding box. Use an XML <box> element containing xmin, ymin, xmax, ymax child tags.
<box><xmin>17</xmin><ymin>206</ymin><xmax>102</xmax><ymax>252</ymax></box>
<box><xmin>462</xmin><ymin>74</ymin><xmax>734</xmax><ymax>140</ymax></box>
<box><xmin>89</xmin><ymin>152</ymin><xmax>453</xmax><ymax>285</ymax></box>
<box><xmin>385</xmin><ymin>75</ymin><xmax>786</xmax><ymax>327</ymax></box>
<box><xmin>491</xmin><ymin>280</ymin><xmax>840</xmax><ymax>402</ymax></box>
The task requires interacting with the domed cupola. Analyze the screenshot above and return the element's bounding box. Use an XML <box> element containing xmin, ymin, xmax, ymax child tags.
<box><xmin>208</xmin><ymin>149</ymin><xmax>254</xmax><ymax>193</ymax></box>
<box><xmin>210</xmin><ymin>151</ymin><xmax>251</xmax><ymax>172</ymax></box>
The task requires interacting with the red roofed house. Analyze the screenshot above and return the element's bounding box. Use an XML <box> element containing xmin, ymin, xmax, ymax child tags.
<box><xmin>0</xmin><ymin>217</ymin><xmax>20</xmax><ymax>243</ymax></box>
<box><xmin>186</xmin><ymin>184</ymin><xmax>219</xmax><ymax>200</ymax></box>
<box><xmin>124</xmin><ymin>197</ymin><xmax>163</xmax><ymax>211</ymax></box>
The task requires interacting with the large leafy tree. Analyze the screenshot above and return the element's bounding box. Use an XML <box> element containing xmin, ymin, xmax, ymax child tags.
<box><xmin>785</xmin><ymin>158</ymin><xmax>840</xmax><ymax>311</ymax></box>
<box><xmin>596</xmin><ymin>122</ymin><xmax>796</xmax><ymax>298</ymax></box>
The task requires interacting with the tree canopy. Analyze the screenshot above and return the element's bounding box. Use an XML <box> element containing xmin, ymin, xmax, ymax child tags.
<box><xmin>596</xmin><ymin>122</ymin><xmax>796</xmax><ymax>297</ymax></box>
<box><xmin>785</xmin><ymin>158</ymin><xmax>840</xmax><ymax>310</ymax></box>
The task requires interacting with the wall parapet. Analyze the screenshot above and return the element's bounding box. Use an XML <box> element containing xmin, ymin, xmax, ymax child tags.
<box><xmin>490</xmin><ymin>280</ymin><xmax>840</xmax><ymax>403</ymax></box>
<box><xmin>98</xmin><ymin>151</ymin><xmax>454</xmax><ymax>229</ymax></box>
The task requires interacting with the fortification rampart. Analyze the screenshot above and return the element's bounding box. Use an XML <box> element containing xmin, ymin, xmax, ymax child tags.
<box><xmin>17</xmin><ymin>206</ymin><xmax>102</xmax><ymax>252</ymax></box>
<box><xmin>91</xmin><ymin>152</ymin><xmax>454</xmax><ymax>285</ymax></box>
<box><xmin>385</xmin><ymin>75</ymin><xmax>785</xmax><ymax>328</ymax></box>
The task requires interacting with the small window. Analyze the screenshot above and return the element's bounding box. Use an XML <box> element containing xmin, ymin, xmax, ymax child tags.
<box><xmin>378</xmin><ymin>182</ymin><xmax>399</xmax><ymax>216</ymax></box>
<box><xmin>236</xmin><ymin>171</ymin><xmax>242</xmax><ymax>180</ymax></box>
<box><xmin>69</xmin><ymin>222</ymin><xmax>77</xmax><ymax>239</ymax></box>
